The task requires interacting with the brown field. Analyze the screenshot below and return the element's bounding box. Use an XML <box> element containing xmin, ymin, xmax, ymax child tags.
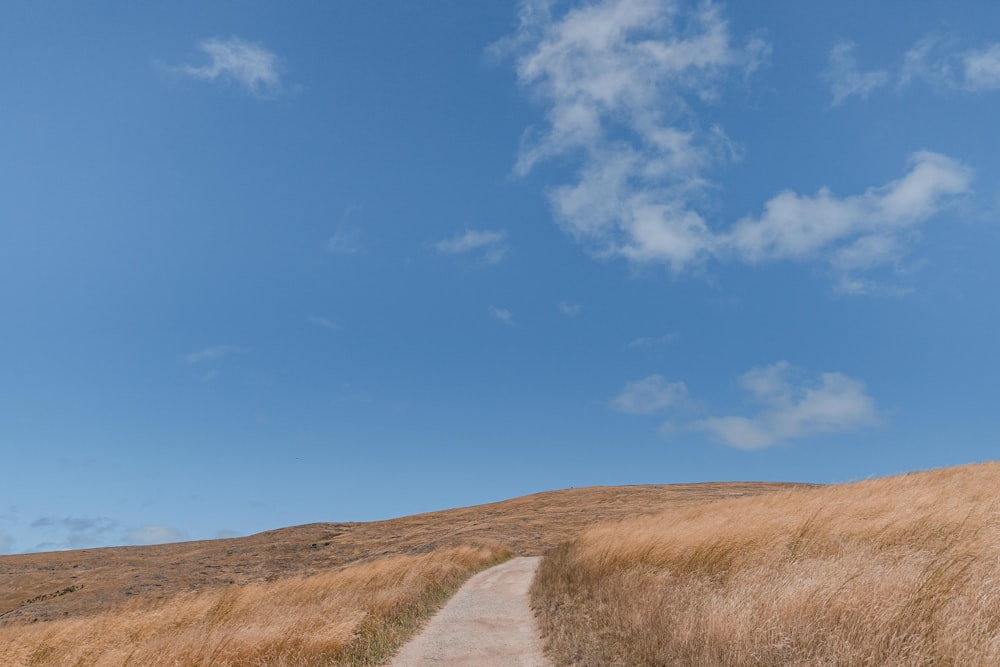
<box><xmin>0</xmin><ymin>481</ymin><xmax>795</xmax><ymax>666</ymax></box>
<box><xmin>532</xmin><ymin>461</ymin><xmax>1000</xmax><ymax>666</ymax></box>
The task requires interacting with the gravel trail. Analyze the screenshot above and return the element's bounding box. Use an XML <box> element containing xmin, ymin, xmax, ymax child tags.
<box><xmin>389</xmin><ymin>556</ymin><xmax>552</xmax><ymax>667</ymax></box>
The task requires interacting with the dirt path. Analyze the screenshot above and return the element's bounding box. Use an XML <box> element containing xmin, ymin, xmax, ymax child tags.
<box><xmin>389</xmin><ymin>556</ymin><xmax>552</xmax><ymax>667</ymax></box>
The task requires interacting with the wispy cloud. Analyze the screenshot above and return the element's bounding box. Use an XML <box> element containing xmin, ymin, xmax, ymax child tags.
<box><xmin>124</xmin><ymin>525</ymin><xmax>188</xmax><ymax>546</ymax></box>
<box><xmin>611</xmin><ymin>374</ymin><xmax>688</xmax><ymax>414</ymax></box>
<box><xmin>690</xmin><ymin>362</ymin><xmax>881</xmax><ymax>450</ymax></box>
<box><xmin>308</xmin><ymin>316</ymin><xmax>341</xmax><ymax>331</ymax></box>
<box><xmin>184</xmin><ymin>345</ymin><xmax>249</xmax><ymax>364</ymax></box>
<box><xmin>490</xmin><ymin>307</ymin><xmax>515</xmax><ymax>326</ymax></box>
<box><xmin>174</xmin><ymin>37</ymin><xmax>283</xmax><ymax>96</ymax></box>
<box><xmin>827</xmin><ymin>35</ymin><xmax>1000</xmax><ymax>97</ymax></box>
<box><xmin>901</xmin><ymin>37</ymin><xmax>1000</xmax><ymax>92</ymax></box>
<box><xmin>496</xmin><ymin>1</ymin><xmax>970</xmax><ymax>290</ymax></box>
<box><xmin>30</xmin><ymin>516</ymin><xmax>121</xmax><ymax>551</ymax></box>
<box><xmin>558</xmin><ymin>301</ymin><xmax>582</xmax><ymax>316</ymax></box>
<box><xmin>326</xmin><ymin>226</ymin><xmax>361</xmax><ymax>255</ymax></box>
<box><xmin>823</xmin><ymin>41</ymin><xmax>889</xmax><ymax>105</ymax></box>
<box><xmin>628</xmin><ymin>331</ymin><xmax>679</xmax><ymax>347</ymax></box>
<box><xmin>0</xmin><ymin>532</ymin><xmax>13</xmax><ymax>554</ymax></box>
<box><xmin>435</xmin><ymin>229</ymin><xmax>509</xmax><ymax>265</ymax></box>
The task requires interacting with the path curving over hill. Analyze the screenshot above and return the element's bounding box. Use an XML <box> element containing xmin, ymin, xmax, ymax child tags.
<box><xmin>389</xmin><ymin>556</ymin><xmax>551</xmax><ymax>667</ymax></box>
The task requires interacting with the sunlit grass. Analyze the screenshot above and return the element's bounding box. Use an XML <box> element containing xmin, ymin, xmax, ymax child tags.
<box><xmin>532</xmin><ymin>462</ymin><xmax>1000</xmax><ymax>666</ymax></box>
<box><xmin>1</xmin><ymin>544</ymin><xmax>509</xmax><ymax>666</ymax></box>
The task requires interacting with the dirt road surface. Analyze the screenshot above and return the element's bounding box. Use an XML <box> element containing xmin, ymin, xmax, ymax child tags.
<box><xmin>389</xmin><ymin>556</ymin><xmax>551</xmax><ymax>666</ymax></box>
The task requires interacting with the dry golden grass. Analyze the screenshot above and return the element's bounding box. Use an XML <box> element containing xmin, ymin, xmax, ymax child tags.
<box><xmin>532</xmin><ymin>461</ymin><xmax>1000</xmax><ymax>666</ymax></box>
<box><xmin>0</xmin><ymin>544</ymin><xmax>509</xmax><ymax>667</ymax></box>
<box><xmin>0</xmin><ymin>482</ymin><xmax>797</xmax><ymax>627</ymax></box>
<box><xmin>0</xmin><ymin>482</ymin><xmax>797</xmax><ymax>666</ymax></box>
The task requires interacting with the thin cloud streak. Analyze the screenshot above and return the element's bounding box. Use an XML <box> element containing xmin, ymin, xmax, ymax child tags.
<box><xmin>184</xmin><ymin>345</ymin><xmax>249</xmax><ymax>364</ymax></box>
<box><xmin>308</xmin><ymin>316</ymin><xmax>341</xmax><ymax>331</ymax></box>
<box><xmin>628</xmin><ymin>332</ymin><xmax>679</xmax><ymax>347</ymax></box>
<box><xmin>435</xmin><ymin>229</ymin><xmax>509</xmax><ymax>265</ymax></box>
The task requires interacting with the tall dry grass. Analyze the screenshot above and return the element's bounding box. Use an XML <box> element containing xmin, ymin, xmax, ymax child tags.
<box><xmin>532</xmin><ymin>462</ymin><xmax>1000</xmax><ymax>666</ymax></box>
<box><xmin>0</xmin><ymin>544</ymin><xmax>508</xmax><ymax>667</ymax></box>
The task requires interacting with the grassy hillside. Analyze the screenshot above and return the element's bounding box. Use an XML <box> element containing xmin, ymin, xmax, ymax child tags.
<box><xmin>532</xmin><ymin>462</ymin><xmax>1000</xmax><ymax>666</ymax></box>
<box><xmin>0</xmin><ymin>481</ymin><xmax>793</xmax><ymax>666</ymax></box>
<box><xmin>0</xmin><ymin>545</ymin><xmax>508</xmax><ymax>666</ymax></box>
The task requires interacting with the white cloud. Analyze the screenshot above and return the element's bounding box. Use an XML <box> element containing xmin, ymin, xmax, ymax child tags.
<box><xmin>125</xmin><ymin>525</ymin><xmax>188</xmax><ymax>546</ymax></box>
<box><xmin>823</xmin><ymin>41</ymin><xmax>889</xmax><ymax>105</ymax></box>
<box><xmin>175</xmin><ymin>37</ymin><xmax>283</xmax><ymax>96</ymax></box>
<box><xmin>559</xmin><ymin>301</ymin><xmax>582</xmax><ymax>316</ymax></box>
<box><xmin>899</xmin><ymin>37</ymin><xmax>1000</xmax><ymax>92</ymax></box>
<box><xmin>496</xmin><ymin>0</ymin><xmax>760</xmax><ymax>272</ymax></box>
<box><xmin>724</xmin><ymin>151</ymin><xmax>971</xmax><ymax>267</ymax></box>
<box><xmin>962</xmin><ymin>44</ymin><xmax>1000</xmax><ymax>91</ymax></box>
<box><xmin>435</xmin><ymin>229</ymin><xmax>509</xmax><ymax>265</ymax></box>
<box><xmin>498</xmin><ymin>1</ymin><xmax>969</xmax><ymax>287</ymax></box>
<box><xmin>690</xmin><ymin>362</ymin><xmax>881</xmax><ymax>449</ymax></box>
<box><xmin>490</xmin><ymin>307</ymin><xmax>515</xmax><ymax>326</ymax></box>
<box><xmin>628</xmin><ymin>331</ymin><xmax>679</xmax><ymax>347</ymax></box>
<box><xmin>184</xmin><ymin>345</ymin><xmax>248</xmax><ymax>364</ymax></box>
<box><xmin>611</xmin><ymin>374</ymin><xmax>688</xmax><ymax>414</ymax></box>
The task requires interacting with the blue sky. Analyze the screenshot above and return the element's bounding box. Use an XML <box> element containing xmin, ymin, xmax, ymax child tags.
<box><xmin>2</xmin><ymin>0</ymin><xmax>998</xmax><ymax>553</ymax></box>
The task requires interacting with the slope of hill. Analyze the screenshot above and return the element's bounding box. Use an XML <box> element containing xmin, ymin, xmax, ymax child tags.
<box><xmin>532</xmin><ymin>462</ymin><xmax>1000</xmax><ymax>666</ymax></box>
<box><xmin>0</xmin><ymin>481</ymin><xmax>798</xmax><ymax>665</ymax></box>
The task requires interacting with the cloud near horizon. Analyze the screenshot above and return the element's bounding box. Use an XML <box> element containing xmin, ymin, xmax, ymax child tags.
<box><xmin>614</xmin><ymin>362</ymin><xmax>880</xmax><ymax>449</ymax></box>
<box><xmin>29</xmin><ymin>515</ymin><xmax>121</xmax><ymax>551</ymax></box>
<box><xmin>691</xmin><ymin>362</ymin><xmax>881</xmax><ymax>449</ymax></box>
<box><xmin>497</xmin><ymin>0</ymin><xmax>971</xmax><ymax>289</ymax></box>
<box><xmin>174</xmin><ymin>37</ymin><xmax>284</xmax><ymax>96</ymax></box>
<box><xmin>125</xmin><ymin>525</ymin><xmax>188</xmax><ymax>546</ymax></box>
